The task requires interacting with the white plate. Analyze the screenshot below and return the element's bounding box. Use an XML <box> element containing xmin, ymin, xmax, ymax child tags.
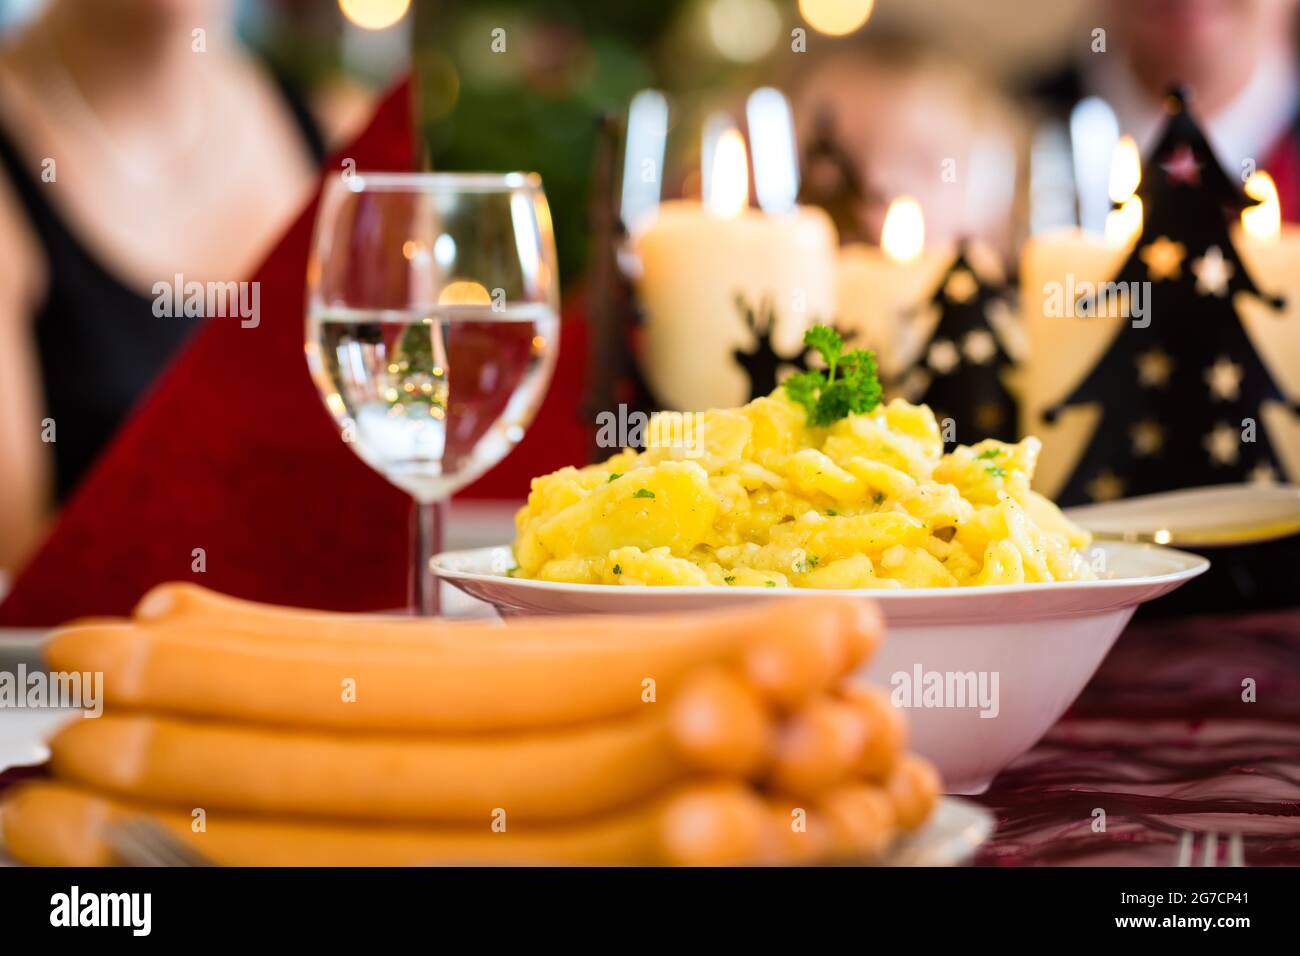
<box><xmin>434</xmin><ymin>542</ymin><xmax>1208</xmax><ymax>793</ymax></box>
<box><xmin>1064</xmin><ymin>482</ymin><xmax>1300</xmax><ymax>547</ymax></box>
<box><xmin>883</xmin><ymin>797</ymin><xmax>993</xmax><ymax>866</ymax></box>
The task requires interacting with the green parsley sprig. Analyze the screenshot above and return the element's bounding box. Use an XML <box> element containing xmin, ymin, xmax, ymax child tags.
<box><xmin>783</xmin><ymin>326</ymin><xmax>882</xmax><ymax>426</ymax></box>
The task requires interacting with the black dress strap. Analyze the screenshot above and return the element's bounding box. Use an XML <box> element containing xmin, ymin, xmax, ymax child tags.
<box><xmin>268</xmin><ymin>70</ymin><xmax>328</xmax><ymax>167</ymax></box>
<box><xmin>0</xmin><ymin>116</ymin><xmax>75</xmax><ymax>278</ymax></box>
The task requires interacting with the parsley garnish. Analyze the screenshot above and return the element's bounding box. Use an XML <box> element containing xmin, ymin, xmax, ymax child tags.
<box><xmin>872</xmin><ymin>492</ymin><xmax>886</xmax><ymax>505</ymax></box>
<box><xmin>612</xmin><ymin>563</ymin><xmax>622</xmax><ymax>575</ymax></box>
<box><xmin>826</xmin><ymin>509</ymin><xmax>838</xmax><ymax>517</ymax></box>
<box><xmin>976</xmin><ymin>449</ymin><xmax>1000</xmax><ymax>460</ymax></box>
<box><xmin>608</xmin><ymin>473</ymin><xmax>623</xmax><ymax>482</ymax></box>
<box><xmin>724</xmin><ymin>575</ymin><xmax>736</xmax><ymax>584</ymax></box>
<box><xmin>765</xmin><ymin>580</ymin><xmax>777</xmax><ymax>588</ymax></box>
<box><xmin>783</xmin><ymin>326</ymin><xmax>882</xmax><ymax>426</ymax></box>
<box><xmin>985</xmin><ymin>465</ymin><xmax>1008</xmax><ymax>478</ymax></box>
<box><xmin>632</xmin><ymin>488</ymin><xmax>655</xmax><ymax>499</ymax></box>
<box><xmin>806</xmin><ymin>554</ymin><xmax>820</xmax><ymax>569</ymax></box>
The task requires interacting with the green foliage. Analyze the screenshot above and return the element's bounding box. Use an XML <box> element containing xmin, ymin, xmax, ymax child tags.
<box><xmin>416</xmin><ymin>3</ymin><xmax>679</xmax><ymax>283</ymax></box>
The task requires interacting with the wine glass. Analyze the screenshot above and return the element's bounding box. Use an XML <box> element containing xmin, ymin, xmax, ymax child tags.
<box><xmin>306</xmin><ymin>172</ymin><xmax>559</xmax><ymax>614</ymax></box>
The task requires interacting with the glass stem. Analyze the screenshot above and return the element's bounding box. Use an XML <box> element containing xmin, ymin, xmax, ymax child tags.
<box><xmin>412</xmin><ymin>498</ymin><xmax>444</xmax><ymax>616</ymax></box>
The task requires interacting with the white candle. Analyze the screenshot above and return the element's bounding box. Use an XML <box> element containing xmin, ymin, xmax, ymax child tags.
<box><xmin>1019</xmin><ymin>229</ymin><xmax>1129</xmax><ymax>496</ymax></box>
<box><xmin>836</xmin><ymin>197</ymin><xmax>952</xmax><ymax>379</ymax></box>
<box><xmin>635</xmin><ymin>128</ymin><xmax>838</xmax><ymax>411</ymax></box>
<box><xmin>1018</xmin><ymin>138</ymin><xmax>1143</xmax><ymax>497</ymax></box>
<box><xmin>1233</xmin><ymin>172</ymin><xmax>1300</xmax><ymax>480</ymax></box>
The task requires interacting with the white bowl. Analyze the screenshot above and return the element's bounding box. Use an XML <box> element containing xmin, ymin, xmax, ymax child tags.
<box><xmin>432</xmin><ymin>543</ymin><xmax>1208</xmax><ymax>794</ymax></box>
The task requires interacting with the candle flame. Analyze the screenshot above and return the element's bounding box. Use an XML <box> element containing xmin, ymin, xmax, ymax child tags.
<box><xmin>1108</xmin><ymin>135</ymin><xmax>1141</xmax><ymax>204</ymax></box>
<box><xmin>706</xmin><ymin>128</ymin><xmax>750</xmax><ymax>218</ymax></box>
<box><xmin>881</xmin><ymin>196</ymin><xmax>924</xmax><ymax>263</ymax></box>
<box><xmin>1103</xmin><ymin>136</ymin><xmax>1143</xmax><ymax>246</ymax></box>
<box><xmin>1105</xmin><ymin>197</ymin><xmax>1143</xmax><ymax>246</ymax></box>
<box><xmin>1242</xmin><ymin>171</ymin><xmax>1281</xmax><ymax>242</ymax></box>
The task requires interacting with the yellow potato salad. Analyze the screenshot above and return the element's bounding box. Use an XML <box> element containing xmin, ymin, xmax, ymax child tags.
<box><xmin>513</xmin><ymin>393</ymin><xmax>1094</xmax><ymax>589</ymax></box>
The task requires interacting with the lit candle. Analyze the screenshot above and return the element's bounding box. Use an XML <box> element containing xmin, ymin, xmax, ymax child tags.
<box><xmin>1104</xmin><ymin>135</ymin><xmax>1143</xmax><ymax>247</ymax></box>
<box><xmin>835</xmin><ymin>197</ymin><xmax>953</xmax><ymax>378</ymax></box>
<box><xmin>635</xmin><ymin>126</ymin><xmax>838</xmax><ymax>410</ymax></box>
<box><xmin>1233</xmin><ymin>172</ymin><xmax>1300</xmax><ymax>479</ymax></box>
<box><xmin>1018</xmin><ymin>138</ymin><xmax>1139</xmax><ymax>496</ymax></box>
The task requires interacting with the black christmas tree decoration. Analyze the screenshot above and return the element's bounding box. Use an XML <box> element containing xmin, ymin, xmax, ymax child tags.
<box><xmin>901</xmin><ymin>242</ymin><xmax>1019</xmax><ymax>446</ymax></box>
<box><xmin>798</xmin><ymin>106</ymin><xmax>871</xmax><ymax>246</ymax></box>
<box><xmin>1046</xmin><ymin>86</ymin><xmax>1298</xmax><ymax>505</ymax></box>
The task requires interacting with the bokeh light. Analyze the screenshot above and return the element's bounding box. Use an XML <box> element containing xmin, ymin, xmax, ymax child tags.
<box><xmin>706</xmin><ymin>0</ymin><xmax>782</xmax><ymax>63</ymax></box>
<box><xmin>881</xmin><ymin>196</ymin><xmax>925</xmax><ymax>263</ymax></box>
<box><xmin>338</xmin><ymin>0</ymin><xmax>411</xmax><ymax>32</ymax></box>
<box><xmin>797</xmin><ymin>0</ymin><xmax>874</xmax><ymax>37</ymax></box>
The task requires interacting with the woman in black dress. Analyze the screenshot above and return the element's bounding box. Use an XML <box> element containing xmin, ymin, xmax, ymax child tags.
<box><xmin>0</xmin><ymin>0</ymin><xmax>340</xmax><ymax>571</ymax></box>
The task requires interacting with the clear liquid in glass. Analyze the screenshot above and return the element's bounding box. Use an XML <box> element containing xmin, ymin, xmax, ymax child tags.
<box><xmin>308</xmin><ymin>305</ymin><xmax>558</xmax><ymax>501</ymax></box>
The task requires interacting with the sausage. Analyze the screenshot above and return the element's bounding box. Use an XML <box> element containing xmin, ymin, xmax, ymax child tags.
<box><xmin>742</xmin><ymin>630</ymin><xmax>843</xmax><ymax>709</ymax></box>
<box><xmin>818</xmin><ymin>783</ymin><xmax>897</xmax><ymax>860</ymax></box>
<box><xmin>1</xmin><ymin>782</ymin><xmax>664</xmax><ymax>866</ymax></box>
<box><xmin>667</xmin><ymin>668</ymin><xmax>771</xmax><ymax>776</ymax></box>
<box><xmin>136</xmin><ymin>583</ymin><xmax>883</xmax><ymax>667</ymax></box>
<box><xmin>656</xmin><ymin>781</ymin><xmax>771</xmax><ymax>866</ymax></box>
<box><xmin>766</xmin><ymin>698</ymin><xmax>867</xmax><ymax>795</ymax></box>
<box><xmin>46</xmin><ymin>596</ymin><xmax>877</xmax><ymax>732</ymax></box>
<box><xmin>884</xmin><ymin>754</ymin><xmax>942</xmax><ymax>831</ymax></box>
<box><xmin>837</xmin><ymin>680</ymin><xmax>908</xmax><ymax>780</ymax></box>
<box><xmin>49</xmin><ymin>712</ymin><xmax>688</xmax><ymax>823</ymax></box>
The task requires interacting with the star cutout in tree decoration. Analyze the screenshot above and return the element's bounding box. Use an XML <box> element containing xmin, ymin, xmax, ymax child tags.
<box><xmin>1204</xmin><ymin>421</ymin><xmax>1240</xmax><ymax>466</ymax></box>
<box><xmin>1160</xmin><ymin>142</ymin><xmax>1200</xmax><ymax>184</ymax></box>
<box><xmin>944</xmin><ymin>268</ymin><xmax>979</xmax><ymax>304</ymax></box>
<box><xmin>1135</xmin><ymin>348</ymin><xmax>1174</xmax><ymax>388</ymax></box>
<box><xmin>962</xmin><ymin>328</ymin><xmax>998</xmax><ymax>365</ymax></box>
<box><xmin>1086</xmin><ymin>470</ymin><xmax>1125</xmax><ymax>502</ymax></box>
<box><xmin>1129</xmin><ymin>419</ymin><xmax>1164</xmax><ymax>457</ymax></box>
<box><xmin>1204</xmin><ymin>355</ymin><xmax>1243</xmax><ymax>401</ymax></box>
<box><xmin>897</xmin><ymin>367</ymin><xmax>931</xmax><ymax>400</ymax></box>
<box><xmin>1139</xmin><ymin>236</ymin><xmax>1187</xmax><ymax>280</ymax></box>
<box><xmin>1192</xmin><ymin>245</ymin><xmax>1234</xmax><ymax>296</ymax></box>
<box><xmin>974</xmin><ymin>401</ymin><xmax>1004</xmax><ymax>432</ymax></box>
<box><xmin>926</xmin><ymin>339</ymin><xmax>960</xmax><ymax>375</ymax></box>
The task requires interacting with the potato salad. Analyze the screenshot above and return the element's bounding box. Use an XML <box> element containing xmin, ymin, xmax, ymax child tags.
<box><xmin>512</xmin><ymin>391</ymin><xmax>1095</xmax><ymax>590</ymax></box>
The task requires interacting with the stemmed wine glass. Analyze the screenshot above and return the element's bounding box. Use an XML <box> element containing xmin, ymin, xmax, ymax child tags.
<box><xmin>306</xmin><ymin>172</ymin><xmax>559</xmax><ymax>614</ymax></box>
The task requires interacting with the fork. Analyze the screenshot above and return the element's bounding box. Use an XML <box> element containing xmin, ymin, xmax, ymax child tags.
<box><xmin>106</xmin><ymin>817</ymin><xmax>215</xmax><ymax>867</ymax></box>
<box><xmin>1174</xmin><ymin>830</ymin><xmax>1245</xmax><ymax>867</ymax></box>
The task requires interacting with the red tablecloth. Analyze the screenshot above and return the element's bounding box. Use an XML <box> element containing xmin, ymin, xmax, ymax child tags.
<box><xmin>975</xmin><ymin>608</ymin><xmax>1300</xmax><ymax>866</ymax></box>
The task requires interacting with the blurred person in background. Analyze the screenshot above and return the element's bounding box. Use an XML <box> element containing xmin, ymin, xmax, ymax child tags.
<box><xmin>1036</xmin><ymin>0</ymin><xmax>1300</xmax><ymax>217</ymax></box>
<box><xmin>791</xmin><ymin>33</ymin><xmax>1023</xmax><ymax>254</ymax></box>
<box><xmin>0</xmin><ymin>0</ymin><xmax>353</xmax><ymax>572</ymax></box>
